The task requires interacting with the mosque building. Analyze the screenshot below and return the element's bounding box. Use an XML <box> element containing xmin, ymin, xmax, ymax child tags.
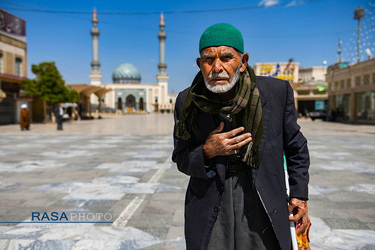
<box><xmin>85</xmin><ymin>9</ymin><xmax>176</xmax><ymax>114</ymax></box>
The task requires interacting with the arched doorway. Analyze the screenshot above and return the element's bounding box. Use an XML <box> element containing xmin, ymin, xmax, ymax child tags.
<box><xmin>154</xmin><ymin>97</ymin><xmax>159</xmax><ymax>112</ymax></box>
<box><xmin>139</xmin><ymin>97</ymin><xmax>144</xmax><ymax>111</ymax></box>
<box><xmin>117</xmin><ymin>97</ymin><xmax>123</xmax><ymax>110</ymax></box>
<box><xmin>126</xmin><ymin>95</ymin><xmax>136</xmax><ymax>113</ymax></box>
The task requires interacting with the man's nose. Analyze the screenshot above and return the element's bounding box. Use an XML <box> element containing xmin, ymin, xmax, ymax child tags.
<box><xmin>212</xmin><ymin>58</ymin><xmax>223</xmax><ymax>73</ymax></box>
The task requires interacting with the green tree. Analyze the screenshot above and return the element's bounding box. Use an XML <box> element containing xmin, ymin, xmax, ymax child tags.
<box><xmin>23</xmin><ymin>62</ymin><xmax>80</xmax><ymax>120</ymax></box>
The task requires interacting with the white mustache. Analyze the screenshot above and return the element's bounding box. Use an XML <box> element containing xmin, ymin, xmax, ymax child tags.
<box><xmin>208</xmin><ymin>72</ymin><xmax>230</xmax><ymax>79</ymax></box>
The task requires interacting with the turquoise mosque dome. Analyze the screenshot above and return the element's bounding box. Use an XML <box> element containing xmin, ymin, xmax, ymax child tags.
<box><xmin>112</xmin><ymin>62</ymin><xmax>141</xmax><ymax>83</ymax></box>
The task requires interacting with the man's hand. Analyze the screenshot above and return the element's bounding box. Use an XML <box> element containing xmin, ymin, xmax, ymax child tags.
<box><xmin>203</xmin><ymin>122</ymin><xmax>252</xmax><ymax>159</ymax></box>
<box><xmin>288</xmin><ymin>198</ymin><xmax>310</xmax><ymax>235</ymax></box>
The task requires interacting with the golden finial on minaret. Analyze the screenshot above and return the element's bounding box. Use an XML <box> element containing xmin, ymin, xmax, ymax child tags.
<box><xmin>159</xmin><ymin>12</ymin><xmax>165</xmax><ymax>27</ymax></box>
<box><xmin>92</xmin><ymin>7</ymin><xmax>98</xmax><ymax>22</ymax></box>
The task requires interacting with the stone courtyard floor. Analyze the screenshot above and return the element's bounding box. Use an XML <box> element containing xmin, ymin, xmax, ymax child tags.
<box><xmin>0</xmin><ymin>114</ymin><xmax>374</xmax><ymax>249</ymax></box>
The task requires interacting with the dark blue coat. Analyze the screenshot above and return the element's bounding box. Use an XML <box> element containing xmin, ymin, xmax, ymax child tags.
<box><xmin>172</xmin><ymin>76</ymin><xmax>310</xmax><ymax>250</ymax></box>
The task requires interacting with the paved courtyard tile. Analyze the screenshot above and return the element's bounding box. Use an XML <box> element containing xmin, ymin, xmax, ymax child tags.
<box><xmin>0</xmin><ymin>116</ymin><xmax>374</xmax><ymax>249</ymax></box>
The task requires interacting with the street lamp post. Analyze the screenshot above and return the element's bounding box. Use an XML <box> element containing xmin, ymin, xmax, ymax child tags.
<box><xmin>354</xmin><ymin>6</ymin><xmax>366</xmax><ymax>63</ymax></box>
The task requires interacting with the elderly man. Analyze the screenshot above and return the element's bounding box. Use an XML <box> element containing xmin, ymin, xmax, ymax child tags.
<box><xmin>172</xmin><ymin>23</ymin><xmax>310</xmax><ymax>250</ymax></box>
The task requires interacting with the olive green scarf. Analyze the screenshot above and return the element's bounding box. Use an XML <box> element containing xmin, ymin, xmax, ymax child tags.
<box><xmin>175</xmin><ymin>65</ymin><xmax>264</xmax><ymax>168</ymax></box>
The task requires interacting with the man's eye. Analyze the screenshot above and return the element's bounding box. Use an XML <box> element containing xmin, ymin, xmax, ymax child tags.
<box><xmin>224</xmin><ymin>56</ymin><xmax>233</xmax><ymax>60</ymax></box>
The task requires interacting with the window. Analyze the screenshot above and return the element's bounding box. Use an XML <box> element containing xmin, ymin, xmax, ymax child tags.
<box><xmin>355</xmin><ymin>76</ymin><xmax>361</xmax><ymax>87</ymax></box>
<box><xmin>297</xmin><ymin>90</ymin><xmax>310</xmax><ymax>96</ymax></box>
<box><xmin>15</xmin><ymin>58</ymin><xmax>22</xmax><ymax>76</ymax></box>
<box><xmin>346</xmin><ymin>78</ymin><xmax>351</xmax><ymax>88</ymax></box>
<box><xmin>363</xmin><ymin>74</ymin><xmax>370</xmax><ymax>86</ymax></box>
<box><xmin>334</xmin><ymin>81</ymin><xmax>339</xmax><ymax>90</ymax></box>
<box><xmin>372</xmin><ymin>73</ymin><xmax>375</xmax><ymax>85</ymax></box>
<box><xmin>340</xmin><ymin>80</ymin><xmax>345</xmax><ymax>89</ymax></box>
<box><xmin>355</xmin><ymin>91</ymin><xmax>375</xmax><ymax>121</ymax></box>
<box><xmin>334</xmin><ymin>94</ymin><xmax>351</xmax><ymax>121</ymax></box>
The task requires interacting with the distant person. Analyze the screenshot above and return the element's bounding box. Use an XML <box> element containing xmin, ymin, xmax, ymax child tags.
<box><xmin>74</xmin><ymin>109</ymin><xmax>81</xmax><ymax>121</ymax></box>
<box><xmin>54</xmin><ymin>103</ymin><xmax>64</xmax><ymax>130</ymax></box>
<box><xmin>20</xmin><ymin>104</ymin><xmax>30</xmax><ymax>131</ymax></box>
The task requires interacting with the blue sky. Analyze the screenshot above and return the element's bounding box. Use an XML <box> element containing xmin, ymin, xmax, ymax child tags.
<box><xmin>1</xmin><ymin>0</ymin><xmax>373</xmax><ymax>93</ymax></box>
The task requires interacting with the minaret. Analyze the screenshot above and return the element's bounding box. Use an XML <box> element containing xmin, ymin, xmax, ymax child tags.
<box><xmin>89</xmin><ymin>7</ymin><xmax>102</xmax><ymax>86</ymax></box>
<box><xmin>157</xmin><ymin>12</ymin><xmax>167</xmax><ymax>76</ymax></box>
<box><xmin>157</xmin><ymin>12</ymin><xmax>169</xmax><ymax>106</ymax></box>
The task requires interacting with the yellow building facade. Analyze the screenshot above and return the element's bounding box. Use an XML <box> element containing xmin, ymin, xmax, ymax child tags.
<box><xmin>326</xmin><ymin>58</ymin><xmax>375</xmax><ymax>123</ymax></box>
<box><xmin>0</xmin><ymin>9</ymin><xmax>29</xmax><ymax>125</ymax></box>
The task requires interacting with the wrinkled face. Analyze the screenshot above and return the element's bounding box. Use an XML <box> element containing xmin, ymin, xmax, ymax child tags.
<box><xmin>197</xmin><ymin>46</ymin><xmax>248</xmax><ymax>93</ymax></box>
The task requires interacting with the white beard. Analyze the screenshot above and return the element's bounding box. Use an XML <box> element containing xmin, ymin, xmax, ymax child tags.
<box><xmin>204</xmin><ymin>64</ymin><xmax>241</xmax><ymax>94</ymax></box>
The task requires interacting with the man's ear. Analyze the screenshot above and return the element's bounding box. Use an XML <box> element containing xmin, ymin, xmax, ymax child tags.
<box><xmin>240</xmin><ymin>53</ymin><xmax>249</xmax><ymax>73</ymax></box>
<box><xmin>196</xmin><ymin>58</ymin><xmax>201</xmax><ymax>69</ymax></box>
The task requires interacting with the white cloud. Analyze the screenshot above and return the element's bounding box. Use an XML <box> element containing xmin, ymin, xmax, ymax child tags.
<box><xmin>258</xmin><ymin>0</ymin><xmax>279</xmax><ymax>7</ymax></box>
<box><xmin>286</xmin><ymin>0</ymin><xmax>307</xmax><ymax>7</ymax></box>
<box><xmin>286</xmin><ymin>1</ymin><xmax>298</xmax><ymax>6</ymax></box>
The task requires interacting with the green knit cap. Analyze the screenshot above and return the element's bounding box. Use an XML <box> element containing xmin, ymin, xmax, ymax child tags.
<box><xmin>199</xmin><ymin>23</ymin><xmax>244</xmax><ymax>53</ymax></box>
